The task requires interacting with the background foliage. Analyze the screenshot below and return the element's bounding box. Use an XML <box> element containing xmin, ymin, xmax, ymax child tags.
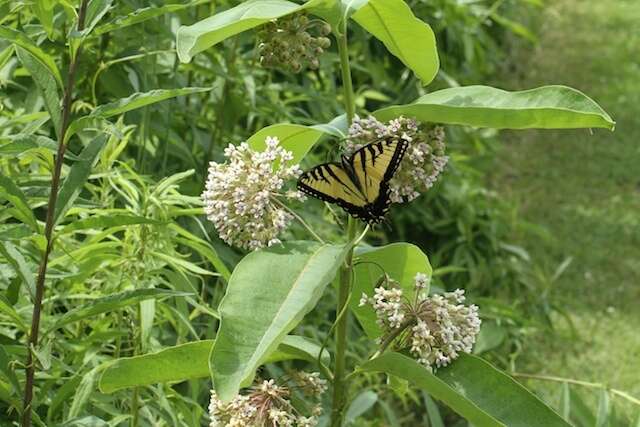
<box><xmin>0</xmin><ymin>0</ymin><xmax>636</xmax><ymax>426</ymax></box>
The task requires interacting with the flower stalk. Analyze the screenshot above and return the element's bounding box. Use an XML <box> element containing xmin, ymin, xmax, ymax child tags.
<box><xmin>331</xmin><ymin>23</ymin><xmax>357</xmax><ymax>427</ymax></box>
<box><xmin>21</xmin><ymin>1</ymin><xmax>89</xmax><ymax>425</ymax></box>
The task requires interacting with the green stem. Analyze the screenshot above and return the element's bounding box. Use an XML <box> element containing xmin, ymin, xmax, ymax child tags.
<box><xmin>331</xmin><ymin>25</ymin><xmax>358</xmax><ymax>427</ymax></box>
<box><xmin>337</xmin><ymin>31</ymin><xmax>355</xmax><ymax>123</ymax></box>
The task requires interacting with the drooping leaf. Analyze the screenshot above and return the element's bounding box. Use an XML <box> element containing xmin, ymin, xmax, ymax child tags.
<box><xmin>15</xmin><ymin>47</ymin><xmax>61</xmax><ymax>137</ymax></box>
<box><xmin>595</xmin><ymin>389</ymin><xmax>610</xmax><ymax>427</ymax></box>
<box><xmin>54</xmin><ymin>135</ymin><xmax>109</xmax><ymax>225</ymax></box>
<box><xmin>0</xmin><ymin>345</ymin><xmax>20</xmax><ymax>394</ymax></box>
<box><xmin>345</xmin><ymin>390</ymin><xmax>378</xmax><ymax>425</ymax></box>
<box><xmin>90</xmin><ymin>88</ymin><xmax>211</xmax><ymax>118</ymax></box>
<box><xmin>473</xmin><ymin>321</ymin><xmax>507</xmax><ymax>354</ymax></box>
<box><xmin>558</xmin><ymin>382</ymin><xmax>571</xmax><ymax>421</ymax></box>
<box><xmin>0</xmin><ymin>134</ymin><xmax>59</xmax><ymax>157</ymax></box>
<box><xmin>0</xmin><ymin>174</ymin><xmax>39</xmax><ymax>232</ymax></box>
<box><xmin>0</xmin><ymin>295</ymin><xmax>27</xmax><ymax>332</ymax></box>
<box><xmin>46</xmin><ymin>289</ymin><xmax>191</xmax><ymax>334</ymax></box>
<box><xmin>99</xmin><ymin>335</ymin><xmax>328</xmax><ymax>393</ymax></box>
<box><xmin>352</xmin><ymin>0</ymin><xmax>439</xmax><ymax>85</ymax></box>
<box><xmin>31</xmin><ymin>0</ymin><xmax>56</xmax><ymax>39</ymax></box>
<box><xmin>211</xmin><ymin>241</ymin><xmax>347</xmax><ymax>401</ymax></box>
<box><xmin>68</xmin><ymin>366</ymin><xmax>101</xmax><ymax>419</ymax></box>
<box><xmin>176</xmin><ymin>0</ymin><xmax>304</xmax><ymax>63</ymax></box>
<box><xmin>360</xmin><ymin>352</ymin><xmax>570</xmax><ymax>427</ymax></box>
<box><xmin>423</xmin><ymin>392</ymin><xmax>445</xmax><ymax>427</ymax></box>
<box><xmin>374</xmin><ymin>85</ymin><xmax>615</xmax><ymax>130</ymax></box>
<box><xmin>350</xmin><ymin>243</ymin><xmax>432</xmax><ymax>338</ymax></box>
<box><xmin>0</xmin><ymin>26</ymin><xmax>63</xmax><ymax>87</ymax></box>
<box><xmin>0</xmin><ymin>242</ymin><xmax>35</xmax><ymax>299</ymax></box>
<box><xmin>94</xmin><ymin>2</ymin><xmax>202</xmax><ymax>36</ymax></box>
<box><xmin>59</xmin><ymin>215</ymin><xmax>162</xmax><ymax>234</ymax></box>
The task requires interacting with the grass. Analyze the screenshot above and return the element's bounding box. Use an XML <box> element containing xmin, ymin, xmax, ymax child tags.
<box><xmin>488</xmin><ymin>0</ymin><xmax>640</xmax><ymax>422</ymax></box>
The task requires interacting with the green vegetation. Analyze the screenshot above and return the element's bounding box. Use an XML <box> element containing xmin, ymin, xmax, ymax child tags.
<box><xmin>0</xmin><ymin>0</ymin><xmax>636</xmax><ymax>426</ymax></box>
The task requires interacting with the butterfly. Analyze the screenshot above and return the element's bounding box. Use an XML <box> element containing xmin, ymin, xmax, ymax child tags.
<box><xmin>297</xmin><ymin>138</ymin><xmax>408</xmax><ymax>224</ymax></box>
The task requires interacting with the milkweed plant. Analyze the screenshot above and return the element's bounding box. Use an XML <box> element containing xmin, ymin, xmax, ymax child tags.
<box><xmin>177</xmin><ymin>1</ymin><xmax>613</xmax><ymax>426</ymax></box>
<box><xmin>0</xmin><ymin>0</ymin><xmax>614</xmax><ymax>426</ymax></box>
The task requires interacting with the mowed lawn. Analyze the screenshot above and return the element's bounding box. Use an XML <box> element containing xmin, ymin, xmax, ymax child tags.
<box><xmin>488</xmin><ymin>0</ymin><xmax>640</xmax><ymax>421</ymax></box>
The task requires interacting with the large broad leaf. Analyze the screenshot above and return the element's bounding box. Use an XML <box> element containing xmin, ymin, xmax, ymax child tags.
<box><xmin>360</xmin><ymin>352</ymin><xmax>569</xmax><ymax>427</ymax></box>
<box><xmin>176</xmin><ymin>0</ymin><xmax>304</xmax><ymax>63</ymax></box>
<box><xmin>0</xmin><ymin>26</ymin><xmax>63</xmax><ymax>87</ymax></box>
<box><xmin>352</xmin><ymin>0</ymin><xmax>439</xmax><ymax>85</ymax></box>
<box><xmin>211</xmin><ymin>241</ymin><xmax>348</xmax><ymax>401</ymax></box>
<box><xmin>351</xmin><ymin>243</ymin><xmax>431</xmax><ymax>338</ymax></box>
<box><xmin>374</xmin><ymin>85</ymin><xmax>615</xmax><ymax>130</ymax></box>
<box><xmin>45</xmin><ymin>289</ymin><xmax>191</xmax><ymax>335</ymax></box>
<box><xmin>54</xmin><ymin>135</ymin><xmax>108</xmax><ymax>225</ymax></box>
<box><xmin>90</xmin><ymin>87</ymin><xmax>211</xmax><ymax>119</ymax></box>
<box><xmin>15</xmin><ymin>47</ymin><xmax>61</xmax><ymax>137</ymax></box>
<box><xmin>98</xmin><ymin>335</ymin><xmax>328</xmax><ymax>393</ymax></box>
<box><xmin>247</xmin><ymin>124</ymin><xmax>326</xmax><ymax>165</ymax></box>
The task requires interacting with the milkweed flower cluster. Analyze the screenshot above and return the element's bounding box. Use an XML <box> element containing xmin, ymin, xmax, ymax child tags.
<box><xmin>202</xmin><ymin>136</ymin><xmax>304</xmax><ymax>251</ymax></box>
<box><xmin>208</xmin><ymin>374</ymin><xmax>326</xmax><ymax>427</ymax></box>
<box><xmin>257</xmin><ymin>12</ymin><xmax>331</xmax><ymax>73</ymax></box>
<box><xmin>346</xmin><ymin>115</ymin><xmax>448</xmax><ymax>203</ymax></box>
<box><xmin>359</xmin><ymin>273</ymin><xmax>480</xmax><ymax>369</ymax></box>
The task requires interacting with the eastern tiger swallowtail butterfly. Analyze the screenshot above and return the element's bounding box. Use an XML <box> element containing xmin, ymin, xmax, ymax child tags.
<box><xmin>297</xmin><ymin>138</ymin><xmax>408</xmax><ymax>224</ymax></box>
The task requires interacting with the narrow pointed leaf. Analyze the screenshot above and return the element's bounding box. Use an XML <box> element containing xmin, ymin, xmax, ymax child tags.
<box><xmin>90</xmin><ymin>88</ymin><xmax>211</xmax><ymax>118</ymax></box>
<box><xmin>0</xmin><ymin>175</ymin><xmax>39</xmax><ymax>232</ymax></box>
<box><xmin>46</xmin><ymin>289</ymin><xmax>191</xmax><ymax>334</ymax></box>
<box><xmin>60</xmin><ymin>215</ymin><xmax>162</xmax><ymax>234</ymax></box>
<box><xmin>360</xmin><ymin>352</ymin><xmax>570</xmax><ymax>427</ymax></box>
<box><xmin>0</xmin><ymin>26</ymin><xmax>63</xmax><ymax>87</ymax></box>
<box><xmin>352</xmin><ymin>0</ymin><xmax>439</xmax><ymax>85</ymax></box>
<box><xmin>595</xmin><ymin>389</ymin><xmax>610</xmax><ymax>427</ymax></box>
<box><xmin>211</xmin><ymin>241</ymin><xmax>347</xmax><ymax>401</ymax></box>
<box><xmin>345</xmin><ymin>390</ymin><xmax>378</xmax><ymax>425</ymax></box>
<box><xmin>351</xmin><ymin>243</ymin><xmax>431</xmax><ymax>338</ymax></box>
<box><xmin>16</xmin><ymin>47</ymin><xmax>61</xmax><ymax>137</ymax></box>
<box><xmin>99</xmin><ymin>335</ymin><xmax>328</xmax><ymax>393</ymax></box>
<box><xmin>0</xmin><ymin>242</ymin><xmax>35</xmax><ymax>299</ymax></box>
<box><xmin>94</xmin><ymin>2</ymin><xmax>202</xmax><ymax>36</ymax></box>
<box><xmin>0</xmin><ymin>295</ymin><xmax>27</xmax><ymax>332</ymax></box>
<box><xmin>374</xmin><ymin>85</ymin><xmax>615</xmax><ymax>130</ymax></box>
<box><xmin>559</xmin><ymin>382</ymin><xmax>571</xmax><ymax>421</ymax></box>
<box><xmin>54</xmin><ymin>135</ymin><xmax>108</xmax><ymax>225</ymax></box>
<box><xmin>176</xmin><ymin>0</ymin><xmax>304</xmax><ymax>63</ymax></box>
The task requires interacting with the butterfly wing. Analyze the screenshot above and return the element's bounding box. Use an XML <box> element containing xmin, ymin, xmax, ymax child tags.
<box><xmin>297</xmin><ymin>138</ymin><xmax>408</xmax><ymax>223</ymax></box>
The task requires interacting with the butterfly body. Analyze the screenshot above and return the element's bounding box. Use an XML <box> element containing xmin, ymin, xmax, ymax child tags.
<box><xmin>297</xmin><ymin>138</ymin><xmax>408</xmax><ymax>224</ymax></box>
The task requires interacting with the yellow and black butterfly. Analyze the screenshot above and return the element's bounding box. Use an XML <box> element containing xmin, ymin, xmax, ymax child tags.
<box><xmin>297</xmin><ymin>138</ymin><xmax>408</xmax><ymax>224</ymax></box>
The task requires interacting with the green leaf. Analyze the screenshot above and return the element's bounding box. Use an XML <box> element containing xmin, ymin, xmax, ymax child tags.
<box><xmin>46</xmin><ymin>288</ymin><xmax>191</xmax><ymax>335</ymax></box>
<box><xmin>558</xmin><ymin>382</ymin><xmax>571</xmax><ymax>421</ymax></box>
<box><xmin>15</xmin><ymin>47</ymin><xmax>62</xmax><ymax>137</ymax></box>
<box><xmin>374</xmin><ymin>85</ymin><xmax>615</xmax><ymax>130</ymax></box>
<box><xmin>0</xmin><ymin>295</ymin><xmax>27</xmax><ymax>332</ymax></box>
<box><xmin>0</xmin><ymin>242</ymin><xmax>35</xmax><ymax>300</ymax></box>
<box><xmin>211</xmin><ymin>241</ymin><xmax>348</xmax><ymax>401</ymax></box>
<box><xmin>247</xmin><ymin>124</ymin><xmax>326</xmax><ymax>164</ymax></box>
<box><xmin>59</xmin><ymin>215</ymin><xmax>162</xmax><ymax>234</ymax></box>
<box><xmin>0</xmin><ymin>134</ymin><xmax>59</xmax><ymax>157</ymax></box>
<box><xmin>98</xmin><ymin>335</ymin><xmax>327</xmax><ymax>393</ymax></box>
<box><xmin>473</xmin><ymin>321</ymin><xmax>507</xmax><ymax>354</ymax></box>
<box><xmin>0</xmin><ymin>26</ymin><xmax>63</xmax><ymax>87</ymax></box>
<box><xmin>93</xmin><ymin>2</ymin><xmax>201</xmax><ymax>36</ymax></box>
<box><xmin>569</xmin><ymin>388</ymin><xmax>596</xmax><ymax>427</ymax></box>
<box><xmin>0</xmin><ymin>174</ymin><xmax>39</xmax><ymax>232</ymax></box>
<box><xmin>345</xmin><ymin>390</ymin><xmax>378</xmax><ymax>425</ymax></box>
<box><xmin>595</xmin><ymin>389</ymin><xmax>610</xmax><ymax>427</ymax></box>
<box><xmin>423</xmin><ymin>392</ymin><xmax>445</xmax><ymax>427</ymax></box>
<box><xmin>351</xmin><ymin>0</ymin><xmax>439</xmax><ymax>85</ymax></box>
<box><xmin>176</xmin><ymin>0</ymin><xmax>304</xmax><ymax>63</ymax></box>
<box><xmin>90</xmin><ymin>88</ymin><xmax>211</xmax><ymax>118</ymax></box>
<box><xmin>69</xmin><ymin>366</ymin><xmax>101</xmax><ymax>419</ymax></box>
<box><xmin>54</xmin><ymin>135</ymin><xmax>108</xmax><ymax>225</ymax></box>
<box><xmin>350</xmin><ymin>243</ymin><xmax>431</xmax><ymax>338</ymax></box>
<box><xmin>360</xmin><ymin>352</ymin><xmax>570</xmax><ymax>427</ymax></box>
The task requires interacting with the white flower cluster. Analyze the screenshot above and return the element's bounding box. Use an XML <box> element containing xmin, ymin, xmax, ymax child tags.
<box><xmin>360</xmin><ymin>273</ymin><xmax>480</xmax><ymax>369</ymax></box>
<box><xmin>410</xmin><ymin>289</ymin><xmax>481</xmax><ymax>368</ymax></box>
<box><xmin>202</xmin><ymin>137</ymin><xmax>304</xmax><ymax>251</ymax></box>
<box><xmin>209</xmin><ymin>375</ymin><xmax>324</xmax><ymax>427</ymax></box>
<box><xmin>346</xmin><ymin>116</ymin><xmax>448</xmax><ymax>203</ymax></box>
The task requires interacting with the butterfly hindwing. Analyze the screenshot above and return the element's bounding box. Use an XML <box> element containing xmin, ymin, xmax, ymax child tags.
<box><xmin>297</xmin><ymin>138</ymin><xmax>408</xmax><ymax>223</ymax></box>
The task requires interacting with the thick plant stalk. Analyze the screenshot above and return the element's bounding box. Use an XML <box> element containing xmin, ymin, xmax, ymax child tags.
<box><xmin>331</xmin><ymin>27</ymin><xmax>357</xmax><ymax>427</ymax></box>
<box><xmin>21</xmin><ymin>2</ymin><xmax>89</xmax><ymax>425</ymax></box>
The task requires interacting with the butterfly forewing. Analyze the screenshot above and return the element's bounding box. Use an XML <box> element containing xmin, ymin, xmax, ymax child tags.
<box><xmin>297</xmin><ymin>138</ymin><xmax>408</xmax><ymax>223</ymax></box>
